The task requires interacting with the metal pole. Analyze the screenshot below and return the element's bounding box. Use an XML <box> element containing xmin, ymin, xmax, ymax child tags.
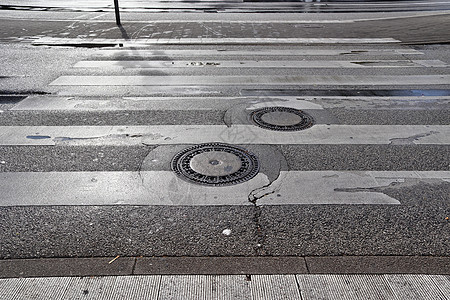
<box><xmin>114</xmin><ymin>0</ymin><xmax>121</xmax><ymax>26</ymax></box>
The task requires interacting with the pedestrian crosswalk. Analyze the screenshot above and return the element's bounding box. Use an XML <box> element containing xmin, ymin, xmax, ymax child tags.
<box><xmin>1</xmin><ymin>40</ymin><xmax>449</xmax><ymax>207</ymax></box>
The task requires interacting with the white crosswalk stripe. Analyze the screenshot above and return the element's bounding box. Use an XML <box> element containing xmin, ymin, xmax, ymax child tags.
<box><xmin>2</xmin><ymin>171</ymin><xmax>449</xmax><ymax>206</ymax></box>
<box><xmin>73</xmin><ymin>59</ymin><xmax>449</xmax><ymax>69</ymax></box>
<box><xmin>1</xmin><ymin>125</ymin><xmax>449</xmax><ymax>146</ymax></box>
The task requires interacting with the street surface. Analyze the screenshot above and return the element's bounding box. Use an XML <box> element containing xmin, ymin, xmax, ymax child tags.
<box><xmin>0</xmin><ymin>0</ymin><xmax>449</xmax><ymax>299</ymax></box>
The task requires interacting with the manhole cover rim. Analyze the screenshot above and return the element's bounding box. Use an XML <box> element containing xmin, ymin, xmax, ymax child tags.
<box><xmin>171</xmin><ymin>143</ymin><xmax>260</xmax><ymax>186</ymax></box>
<box><xmin>250</xmin><ymin>106</ymin><xmax>315</xmax><ymax>131</ymax></box>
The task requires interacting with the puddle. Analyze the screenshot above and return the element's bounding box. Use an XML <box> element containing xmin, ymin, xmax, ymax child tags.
<box><xmin>0</xmin><ymin>96</ymin><xmax>27</xmax><ymax>104</ymax></box>
<box><xmin>352</xmin><ymin>61</ymin><xmax>415</xmax><ymax>67</ymax></box>
<box><xmin>34</xmin><ymin>43</ymin><xmax>118</xmax><ymax>48</ymax></box>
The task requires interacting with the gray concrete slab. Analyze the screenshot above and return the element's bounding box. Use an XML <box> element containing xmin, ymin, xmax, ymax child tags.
<box><xmin>251</xmin><ymin>275</ymin><xmax>301</xmax><ymax>300</ymax></box>
<box><xmin>61</xmin><ymin>276</ymin><xmax>160</xmax><ymax>300</ymax></box>
<box><xmin>158</xmin><ymin>275</ymin><xmax>251</xmax><ymax>300</ymax></box>
<box><xmin>305</xmin><ymin>256</ymin><xmax>450</xmax><ymax>275</ymax></box>
<box><xmin>1</xmin><ymin>256</ymin><xmax>449</xmax><ymax>278</ymax></box>
<box><xmin>297</xmin><ymin>274</ymin><xmax>396</xmax><ymax>300</ymax></box>
<box><xmin>433</xmin><ymin>274</ymin><xmax>450</xmax><ymax>297</ymax></box>
<box><xmin>0</xmin><ymin>277</ymin><xmax>71</xmax><ymax>300</ymax></box>
<box><xmin>386</xmin><ymin>274</ymin><xmax>449</xmax><ymax>300</ymax></box>
<box><xmin>1</xmin><ymin>275</ymin><xmax>449</xmax><ymax>300</ymax></box>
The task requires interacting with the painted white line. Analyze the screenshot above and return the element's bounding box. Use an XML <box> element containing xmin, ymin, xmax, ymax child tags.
<box><xmin>33</xmin><ymin>37</ymin><xmax>401</xmax><ymax>46</ymax></box>
<box><xmin>256</xmin><ymin>171</ymin><xmax>450</xmax><ymax>206</ymax></box>
<box><xmin>93</xmin><ymin>49</ymin><xmax>423</xmax><ymax>57</ymax></box>
<box><xmin>12</xmin><ymin>96</ymin><xmax>449</xmax><ymax>111</ymax></box>
<box><xmin>2</xmin><ymin>11</ymin><xmax>448</xmax><ymax>23</ymax></box>
<box><xmin>0</xmin><ymin>125</ymin><xmax>448</xmax><ymax>146</ymax></box>
<box><xmin>49</xmin><ymin>75</ymin><xmax>450</xmax><ymax>86</ymax></box>
<box><xmin>73</xmin><ymin>60</ymin><xmax>447</xmax><ymax>69</ymax></box>
<box><xmin>11</xmin><ymin>96</ymin><xmax>324</xmax><ymax>111</ymax></box>
<box><xmin>0</xmin><ymin>171</ymin><xmax>265</xmax><ymax>206</ymax></box>
<box><xmin>1</xmin><ymin>171</ymin><xmax>448</xmax><ymax>206</ymax></box>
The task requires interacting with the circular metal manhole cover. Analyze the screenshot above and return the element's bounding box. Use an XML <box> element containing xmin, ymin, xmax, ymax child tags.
<box><xmin>171</xmin><ymin>143</ymin><xmax>260</xmax><ymax>186</ymax></box>
<box><xmin>250</xmin><ymin>107</ymin><xmax>314</xmax><ymax>131</ymax></box>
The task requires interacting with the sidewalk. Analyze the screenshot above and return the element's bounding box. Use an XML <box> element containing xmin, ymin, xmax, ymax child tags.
<box><xmin>1</xmin><ymin>257</ymin><xmax>449</xmax><ymax>299</ymax></box>
<box><xmin>2</xmin><ymin>274</ymin><xmax>449</xmax><ymax>299</ymax></box>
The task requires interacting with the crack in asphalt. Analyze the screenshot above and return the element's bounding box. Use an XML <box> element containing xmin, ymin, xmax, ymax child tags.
<box><xmin>137</xmin><ymin>145</ymin><xmax>156</xmax><ymax>186</ymax></box>
<box><xmin>247</xmin><ymin>146</ymin><xmax>288</xmax><ymax>255</ymax></box>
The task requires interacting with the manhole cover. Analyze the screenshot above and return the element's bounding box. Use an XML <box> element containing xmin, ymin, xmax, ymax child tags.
<box><xmin>171</xmin><ymin>143</ymin><xmax>260</xmax><ymax>186</ymax></box>
<box><xmin>250</xmin><ymin>107</ymin><xmax>314</xmax><ymax>131</ymax></box>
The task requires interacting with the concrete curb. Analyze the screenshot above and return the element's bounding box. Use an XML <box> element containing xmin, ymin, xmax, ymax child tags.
<box><xmin>1</xmin><ymin>256</ymin><xmax>448</xmax><ymax>278</ymax></box>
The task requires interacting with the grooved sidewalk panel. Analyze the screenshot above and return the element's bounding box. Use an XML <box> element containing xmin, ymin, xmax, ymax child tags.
<box><xmin>385</xmin><ymin>274</ymin><xmax>449</xmax><ymax>300</ymax></box>
<box><xmin>61</xmin><ymin>276</ymin><xmax>160</xmax><ymax>300</ymax></box>
<box><xmin>158</xmin><ymin>275</ymin><xmax>251</xmax><ymax>299</ymax></box>
<box><xmin>251</xmin><ymin>275</ymin><xmax>301</xmax><ymax>299</ymax></box>
<box><xmin>296</xmin><ymin>274</ymin><xmax>397</xmax><ymax>299</ymax></box>
<box><xmin>1</xmin><ymin>275</ymin><xmax>448</xmax><ymax>300</ymax></box>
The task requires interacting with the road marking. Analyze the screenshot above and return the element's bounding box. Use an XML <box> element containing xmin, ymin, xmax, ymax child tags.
<box><xmin>50</xmin><ymin>75</ymin><xmax>450</xmax><ymax>86</ymax></box>
<box><xmin>93</xmin><ymin>48</ymin><xmax>423</xmax><ymax>57</ymax></box>
<box><xmin>1</xmin><ymin>11</ymin><xmax>448</xmax><ymax>23</ymax></box>
<box><xmin>0</xmin><ymin>125</ymin><xmax>448</xmax><ymax>146</ymax></box>
<box><xmin>73</xmin><ymin>60</ymin><xmax>446</xmax><ymax>69</ymax></box>
<box><xmin>33</xmin><ymin>37</ymin><xmax>401</xmax><ymax>46</ymax></box>
<box><xmin>11</xmin><ymin>96</ymin><xmax>324</xmax><ymax>111</ymax></box>
<box><xmin>2</xmin><ymin>171</ymin><xmax>447</xmax><ymax>206</ymax></box>
<box><xmin>12</xmin><ymin>96</ymin><xmax>450</xmax><ymax>111</ymax></box>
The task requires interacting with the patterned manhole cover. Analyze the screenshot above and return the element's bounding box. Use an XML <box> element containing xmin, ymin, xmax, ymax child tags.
<box><xmin>171</xmin><ymin>143</ymin><xmax>260</xmax><ymax>186</ymax></box>
<box><xmin>250</xmin><ymin>107</ymin><xmax>314</xmax><ymax>131</ymax></box>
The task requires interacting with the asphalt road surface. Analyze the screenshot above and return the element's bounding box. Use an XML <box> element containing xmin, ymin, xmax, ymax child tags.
<box><xmin>0</xmin><ymin>0</ymin><xmax>449</xmax><ymax>285</ymax></box>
